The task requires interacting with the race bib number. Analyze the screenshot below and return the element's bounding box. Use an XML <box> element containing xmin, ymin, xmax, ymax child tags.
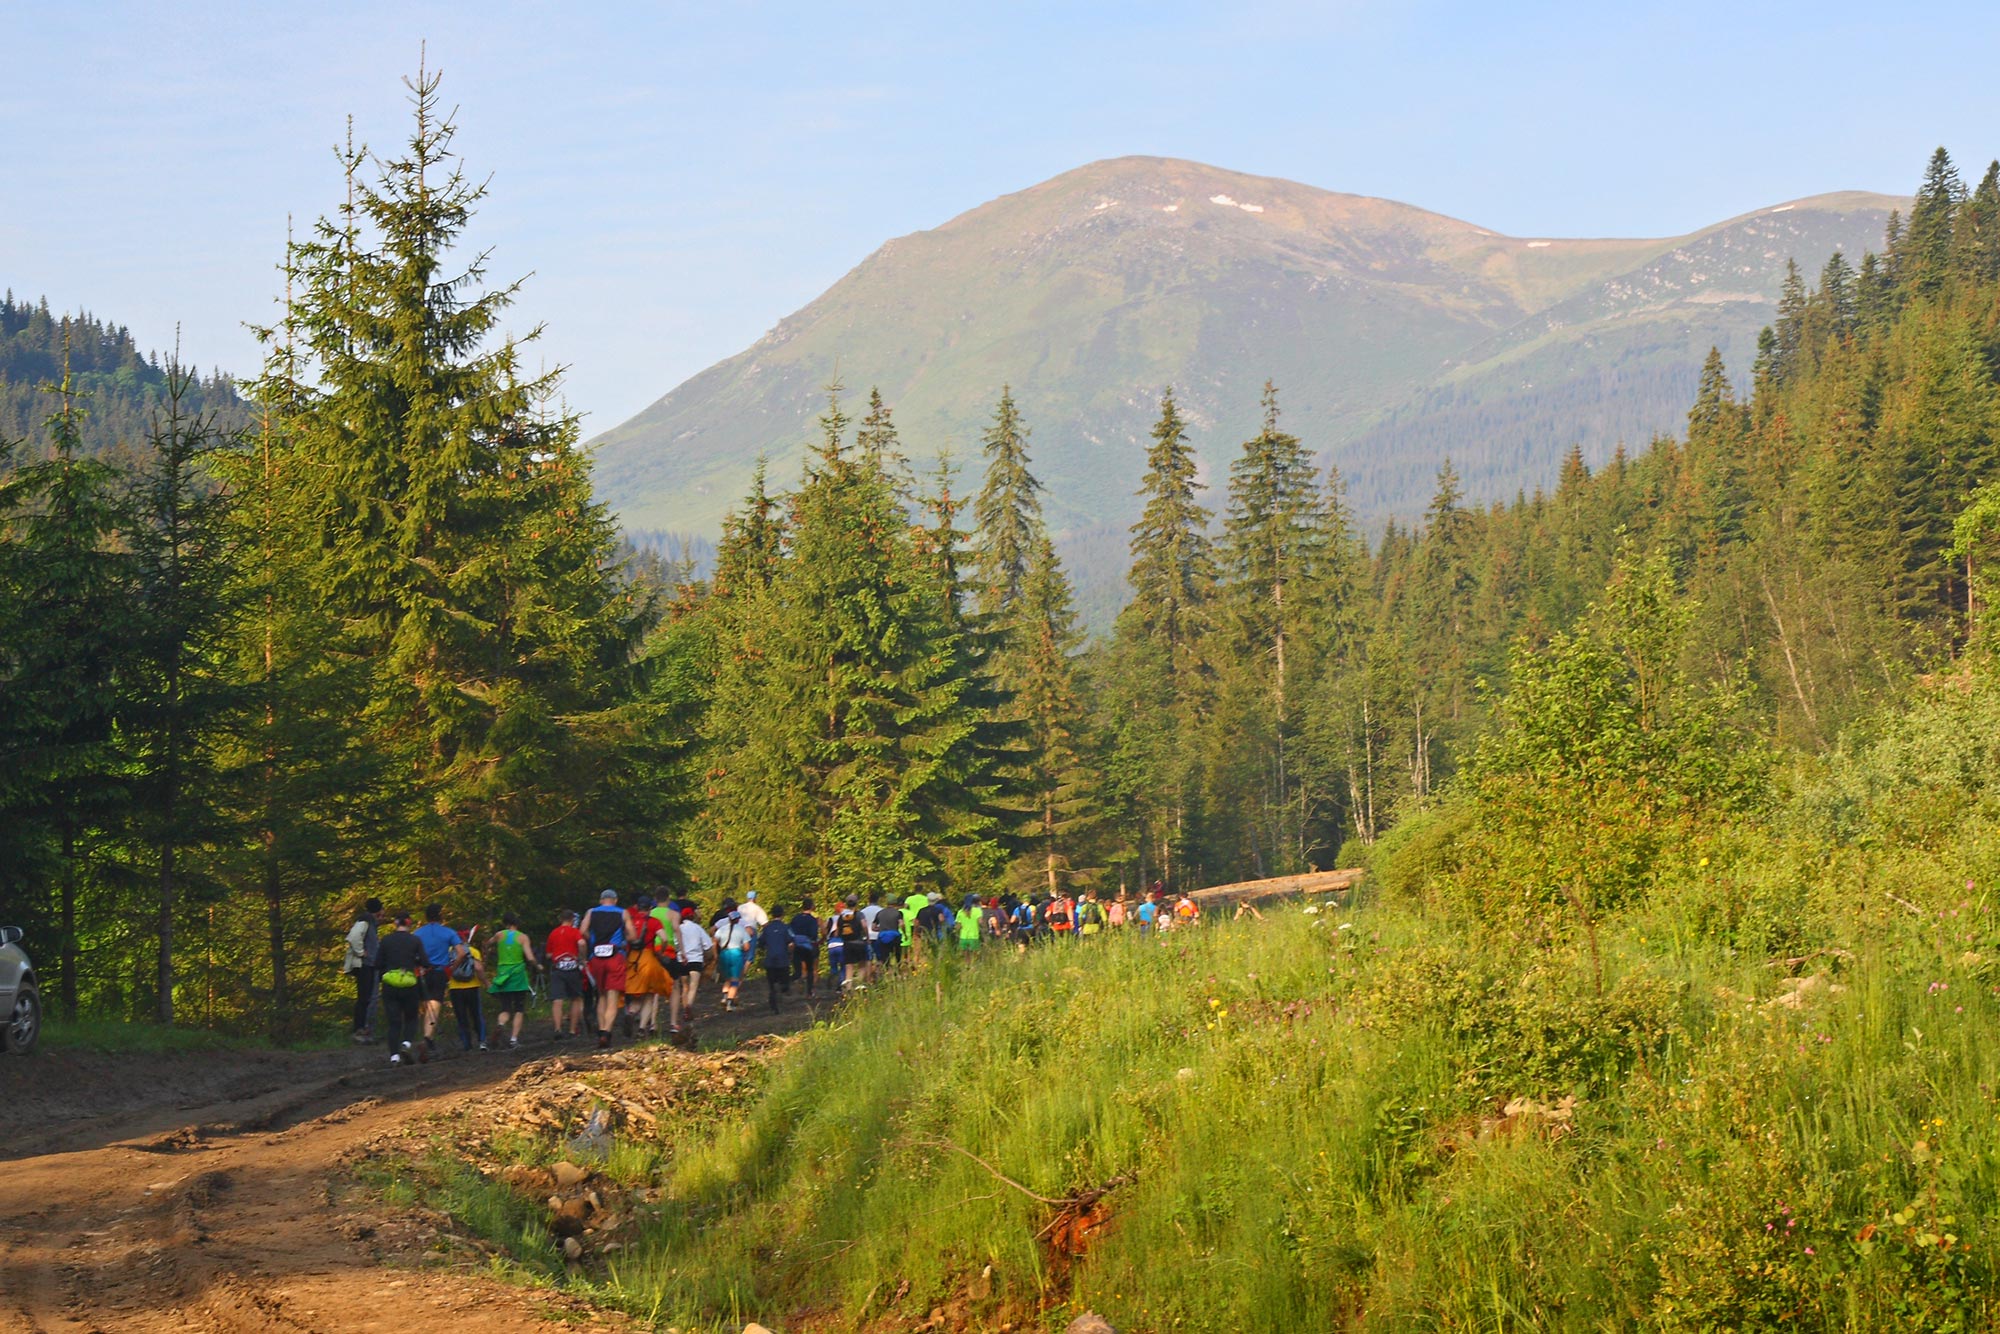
<box><xmin>556</xmin><ymin>956</ymin><xmax>580</xmax><ymax>971</ymax></box>
<box><xmin>592</xmin><ymin>943</ymin><xmax>617</xmax><ymax>958</ymax></box>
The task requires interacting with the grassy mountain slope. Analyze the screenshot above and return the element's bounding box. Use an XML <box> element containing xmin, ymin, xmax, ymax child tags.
<box><xmin>592</xmin><ymin>160</ymin><xmax>1897</xmax><ymax>547</ymax></box>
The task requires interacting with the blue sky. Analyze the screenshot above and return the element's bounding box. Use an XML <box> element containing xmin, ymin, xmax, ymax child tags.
<box><xmin>3</xmin><ymin>1</ymin><xmax>1994</xmax><ymax>432</ymax></box>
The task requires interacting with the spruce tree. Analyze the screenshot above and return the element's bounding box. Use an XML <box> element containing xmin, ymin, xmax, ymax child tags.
<box><xmin>255</xmin><ymin>62</ymin><xmax>647</xmax><ymax>911</ymax></box>
<box><xmin>1108</xmin><ymin>387</ymin><xmax>1217</xmax><ymax>887</ymax></box>
<box><xmin>1014</xmin><ymin>532</ymin><xmax>1095</xmax><ymax>892</ymax></box>
<box><xmin>1124</xmin><ymin>387</ymin><xmax>1216</xmax><ymax>681</ymax></box>
<box><xmin>713</xmin><ymin>458</ymin><xmax>784</xmax><ymax>599</ymax></box>
<box><xmin>1773</xmin><ymin>259</ymin><xmax>1807</xmax><ymax>385</ymax></box>
<box><xmin>1812</xmin><ymin>251</ymin><xmax>1857</xmax><ymax>350</ymax></box>
<box><xmin>854</xmin><ymin>386</ymin><xmax>913</xmax><ymax>498</ymax></box>
<box><xmin>124</xmin><ymin>365</ymin><xmax>243</xmax><ymax>1023</ymax></box>
<box><xmin>0</xmin><ymin>370</ymin><xmax>134</xmax><ymax>1016</ymax></box>
<box><xmin>970</xmin><ymin>385</ymin><xmax>1044</xmax><ymax>625</ymax></box>
<box><xmin>1215</xmin><ymin>382</ymin><xmax>1326</xmax><ymax>873</ymax></box>
<box><xmin>1958</xmin><ymin>161</ymin><xmax>2000</xmax><ymax>282</ymax></box>
<box><xmin>1901</xmin><ymin>147</ymin><xmax>1964</xmax><ymax>300</ymax></box>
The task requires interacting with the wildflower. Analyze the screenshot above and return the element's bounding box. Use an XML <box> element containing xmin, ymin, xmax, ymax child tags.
<box><xmin>1804</xmin><ymin>1246</ymin><xmax>1815</xmax><ymax>1256</ymax></box>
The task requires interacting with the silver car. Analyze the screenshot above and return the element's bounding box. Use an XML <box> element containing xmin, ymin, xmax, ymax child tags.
<box><xmin>0</xmin><ymin>927</ymin><xmax>39</xmax><ymax>1054</ymax></box>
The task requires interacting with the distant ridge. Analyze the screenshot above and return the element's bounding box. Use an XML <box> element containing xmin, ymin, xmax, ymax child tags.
<box><xmin>593</xmin><ymin>158</ymin><xmax>1900</xmax><ymax>573</ymax></box>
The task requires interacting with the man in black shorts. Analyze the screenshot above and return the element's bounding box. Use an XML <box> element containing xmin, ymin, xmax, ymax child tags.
<box><xmin>545</xmin><ymin>910</ymin><xmax>588</xmax><ymax>1039</ymax></box>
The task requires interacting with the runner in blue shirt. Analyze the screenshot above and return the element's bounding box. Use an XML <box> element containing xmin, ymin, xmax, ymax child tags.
<box><xmin>412</xmin><ymin>902</ymin><xmax>462</xmax><ymax>1057</ymax></box>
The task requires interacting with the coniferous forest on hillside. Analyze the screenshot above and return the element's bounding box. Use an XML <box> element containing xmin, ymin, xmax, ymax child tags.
<box><xmin>8</xmin><ymin>74</ymin><xmax>2000</xmax><ymax>1328</ymax></box>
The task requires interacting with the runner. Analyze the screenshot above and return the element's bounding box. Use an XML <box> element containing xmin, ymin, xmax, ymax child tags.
<box><xmin>1136</xmin><ymin>892</ymin><xmax>1159</xmax><ymax>936</ymax></box>
<box><xmin>412</xmin><ymin>903</ymin><xmax>460</xmax><ymax>1059</ymax></box>
<box><xmin>1047</xmin><ymin>891</ymin><xmax>1074</xmax><ymax>940</ymax></box>
<box><xmin>759</xmin><ymin>907</ymin><xmax>794</xmax><ymax>1011</ymax></box>
<box><xmin>833</xmin><ymin>897</ymin><xmax>868</xmax><ymax>989</ymax></box>
<box><xmin>625</xmin><ymin>895</ymin><xmax>674</xmax><ymax>1039</ymax></box>
<box><xmin>583</xmin><ymin>889</ymin><xmax>633</xmax><ymax>1050</ymax></box>
<box><xmin>738</xmin><ymin>889</ymin><xmax>770</xmax><ymax>933</ymax></box>
<box><xmin>1107</xmin><ymin>892</ymin><xmax>1128</xmax><ymax>930</ymax></box>
<box><xmin>789</xmin><ymin>897</ymin><xmax>821</xmax><ymax>997</ymax></box>
<box><xmin>874</xmin><ymin>894</ymin><xmax>904</xmax><ymax>969</ymax></box>
<box><xmin>674</xmin><ymin>902</ymin><xmax>713</xmax><ymax>1032</ymax></box>
<box><xmin>1077</xmin><ymin>892</ymin><xmax>1105</xmax><ymax>937</ymax></box>
<box><xmin>913</xmin><ymin>893</ymin><xmax>946</xmax><ymax>949</ymax></box>
<box><xmin>902</xmin><ymin>889</ymin><xmax>929</xmax><ymax>961</ymax></box>
<box><xmin>545</xmin><ymin>910</ymin><xmax>587</xmax><ymax>1040</ymax></box>
<box><xmin>860</xmin><ymin>892</ymin><xmax>886</xmax><ymax>981</ymax></box>
<box><xmin>373</xmin><ymin>913</ymin><xmax>427</xmax><ymax>1065</ymax></box>
<box><xmin>446</xmin><ymin>927</ymin><xmax>486</xmax><ymax>1051</ymax></box>
<box><xmin>341</xmin><ymin>897</ymin><xmax>381</xmax><ymax>1043</ymax></box>
<box><xmin>957</xmin><ymin>893</ymin><xmax>983</xmax><ymax>952</ymax></box>
<box><xmin>712</xmin><ymin>899</ymin><xmax>753</xmax><ymax>1011</ymax></box>
<box><xmin>487</xmin><ymin>915</ymin><xmax>537</xmax><ymax>1048</ymax></box>
<box><xmin>822</xmin><ymin>903</ymin><xmax>846</xmax><ymax>987</ymax></box>
<box><xmin>1174</xmin><ymin>891</ymin><xmax>1200</xmax><ymax>928</ymax></box>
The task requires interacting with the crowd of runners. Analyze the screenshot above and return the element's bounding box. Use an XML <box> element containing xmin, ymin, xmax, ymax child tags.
<box><xmin>340</xmin><ymin>883</ymin><xmax>1208</xmax><ymax>1064</ymax></box>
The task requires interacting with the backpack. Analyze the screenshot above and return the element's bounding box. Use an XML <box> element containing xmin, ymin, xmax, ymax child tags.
<box><xmin>449</xmin><ymin>945</ymin><xmax>478</xmax><ymax>982</ymax></box>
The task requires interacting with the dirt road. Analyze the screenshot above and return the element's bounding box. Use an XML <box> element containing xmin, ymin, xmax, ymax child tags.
<box><xmin>0</xmin><ymin>997</ymin><xmax>822</xmax><ymax>1332</ymax></box>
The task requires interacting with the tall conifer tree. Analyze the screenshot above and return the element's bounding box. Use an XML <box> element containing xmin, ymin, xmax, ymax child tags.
<box><xmin>256</xmin><ymin>61</ymin><xmax>648</xmax><ymax>909</ymax></box>
<box><xmin>970</xmin><ymin>385</ymin><xmax>1044</xmax><ymax>626</ymax></box>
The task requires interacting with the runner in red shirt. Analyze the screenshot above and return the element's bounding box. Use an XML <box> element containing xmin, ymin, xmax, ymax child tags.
<box><xmin>545</xmin><ymin>911</ymin><xmax>587</xmax><ymax>1040</ymax></box>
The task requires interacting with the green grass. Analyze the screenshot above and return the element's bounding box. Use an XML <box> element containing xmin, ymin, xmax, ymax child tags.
<box><xmin>408</xmin><ymin>875</ymin><xmax>1999</xmax><ymax>1333</ymax></box>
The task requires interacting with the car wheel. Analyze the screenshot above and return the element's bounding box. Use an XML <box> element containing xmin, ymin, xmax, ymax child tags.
<box><xmin>4</xmin><ymin>985</ymin><xmax>38</xmax><ymax>1054</ymax></box>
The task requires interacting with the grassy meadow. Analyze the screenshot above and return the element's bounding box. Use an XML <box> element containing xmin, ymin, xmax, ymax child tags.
<box><xmin>415</xmin><ymin>831</ymin><xmax>1999</xmax><ymax>1332</ymax></box>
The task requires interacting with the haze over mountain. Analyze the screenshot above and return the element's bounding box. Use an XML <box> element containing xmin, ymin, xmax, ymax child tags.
<box><xmin>599</xmin><ymin>156</ymin><xmax>1899</xmax><ymax>556</ymax></box>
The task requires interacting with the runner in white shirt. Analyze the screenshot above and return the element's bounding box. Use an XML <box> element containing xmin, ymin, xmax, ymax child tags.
<box><xmin>675</xmin><ymin>911</ymin><xmax>714</xmax><ymax>1028</ymax></box>
<box><xmin>737</xmin><ymin>890</ymin><xmax>770</xmax><ymax>932</ymax></box>
<box><xmin>859</xmin><ymin>897</ymin><xmax>885</xmax><ymax>983</ymax></box>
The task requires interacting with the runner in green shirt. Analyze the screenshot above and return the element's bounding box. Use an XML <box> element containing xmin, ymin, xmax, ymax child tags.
<box><xmin>488</xmin><ymin>914</ymin><xmax>539</xmax><ymax>1048</ymax></box>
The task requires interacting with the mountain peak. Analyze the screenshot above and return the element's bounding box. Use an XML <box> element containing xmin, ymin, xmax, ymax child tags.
<box><xmin>592</xmin><ymin>160</ymin><xmax>1900</xmax><ymax>621</ymax></box>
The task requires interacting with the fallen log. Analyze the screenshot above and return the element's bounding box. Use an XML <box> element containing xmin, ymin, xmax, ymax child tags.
<box><xmin>1188</xmin><ymin>867</ymin><xmax>1363</xmax><ymax>906</ymax></box>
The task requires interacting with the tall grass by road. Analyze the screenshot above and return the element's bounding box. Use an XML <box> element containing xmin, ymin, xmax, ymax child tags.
<box><xmin>432</xmin><ymin>879</ymin><xmax>1996</xmax><ymax>1333</ymax></box>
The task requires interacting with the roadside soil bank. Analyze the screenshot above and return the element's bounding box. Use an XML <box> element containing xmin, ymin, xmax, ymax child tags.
<box><xmin>1</xmin><ymin>987</ymin><xmax>825</xmax><ymax>1333</ymax></box>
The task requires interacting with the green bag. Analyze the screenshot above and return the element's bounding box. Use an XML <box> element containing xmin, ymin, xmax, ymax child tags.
<box><xmin>381</xmin><ymin>968</ymin><xmax>418</xmax><ymax>989</ymax></box>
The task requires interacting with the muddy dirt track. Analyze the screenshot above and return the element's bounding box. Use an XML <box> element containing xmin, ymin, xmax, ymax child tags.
<box><xmin>0</xmin><ymin>999</ymin><xmax>820</xmax><ymax>1332</ymax></box>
